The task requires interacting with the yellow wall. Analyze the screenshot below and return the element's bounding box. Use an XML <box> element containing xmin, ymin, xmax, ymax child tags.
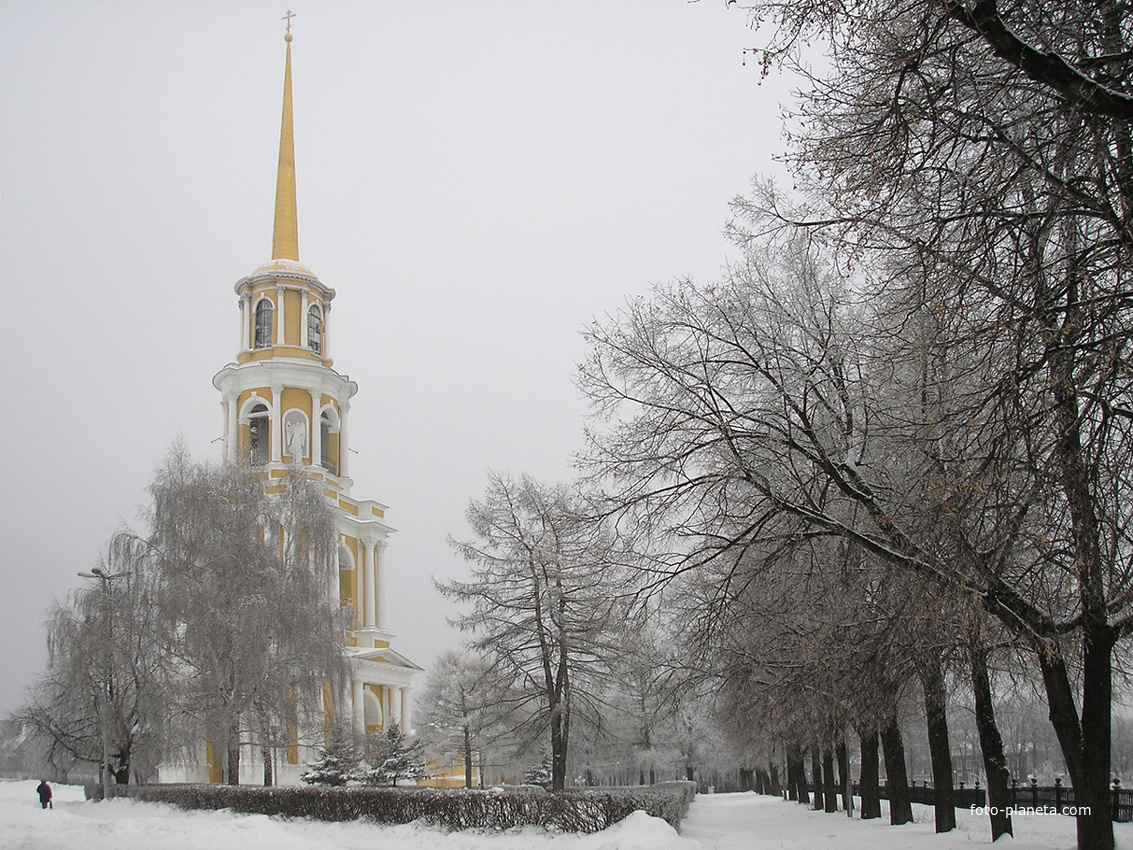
<box><xmin>206</xmin><ymin>741</ymin><xmax>224</xmax><ymax>783</ymax></box>
<box><xmin>340</xmin><ymin>568</ymin><xmax>356</xmax><ymax>614</ymax></box>
<box><xmin>284</xmin><ymin>288</ymin><xmax>302</xmax><ymax>346</ymax></box>
<box><xmin>342</xmin><ymin>536</ymin><xmax>359</xmax><ymax>625</ymax></box>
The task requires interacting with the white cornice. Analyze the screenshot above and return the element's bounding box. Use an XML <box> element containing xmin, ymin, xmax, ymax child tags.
<box><xmin>212</xmin><ymin>358</ymin><xmax>358</xmax><ymax>401</ymax></box>
<box><xmin>234</xmin><ymin>261</ymin><xmax>336</xmax><ymax>302</ymax></box>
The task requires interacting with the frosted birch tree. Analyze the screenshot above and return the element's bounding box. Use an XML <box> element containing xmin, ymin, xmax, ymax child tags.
<box><xmin>145</xmin><ymin>447</ymin><xmax>349</xmax><ymax>785</ymax></box>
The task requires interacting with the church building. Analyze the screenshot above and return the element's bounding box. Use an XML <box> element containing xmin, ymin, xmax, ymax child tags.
<box><xmin>205</xmin><ymin>28</ymin><xmax>421</xmax><ymax>782</ymax></box>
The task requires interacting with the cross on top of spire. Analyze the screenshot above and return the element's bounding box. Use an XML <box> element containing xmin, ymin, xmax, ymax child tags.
<box><xmin>282</xmin><ymin>10</ymin><xmax>295</xmax><ymax>37</ymax></box>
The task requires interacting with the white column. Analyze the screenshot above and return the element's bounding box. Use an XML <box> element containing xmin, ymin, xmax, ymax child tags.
<box><xmin>339</xmin><ymin>400</ymin><xmax>350</xmax><ymax>478</ymax></box>
<box><xmin>375</xmin><ymin>540</ymin><xmax>388</xmax><ymax>630</ymax></box>
<box><xmin>401</xmin><ymin>688</ymin><xmax>412</xmax><ymax>733</ymax></box>
<box><xmin>275</xmin><ymin>285</ymin><xmax>286</xmax><ymax>346</ymax></box>
<box><xmin>300</xmin><ymin>290</ymin><xmax>309</xmax><ymax>348</ymax></box>
<box><xmin>352</xmin><ymin>678</ymin><xmax>365</xmax><ymax>733</ymax></box>
<box><xmin>239</xmin><ymin>296</ymin><xmax>249</xmax><ymax>351</ymax></box>
<box><xmin>391</xmin><ymin>686</ymin><xmax>402</xmax><ymax>724</ymax></box>
<box><xmin>226</xmin><ymin>394</ymin><xmax>239</xmax><ymax>463</ymax></box>
<box><xmin>220</xmin><ymin>398</ymin><xmax>229</xmax><ymax>460</ymax></box>
<box><xmin>309</xmin><ymin>390</ymin><xmax>322</xmax><ymax>469</ymax></box>
<box><xmin>356</xmin><ymin>541</ymin><xmax>366</xmax><ymax>630</ymax></box>
<box><xmin>323</xmin><ymin>302</ymin><xmax>331</xmax><ymax>359</ymax></box>
<box><xmin>270</xmin><ymin>385</ymin><xmax>283</xmax><ymax>463</ymax></box>
<box><xmin>363</xmin><ymin>537</ymin><xmax>377</xmax><ymax>628</ymax></box>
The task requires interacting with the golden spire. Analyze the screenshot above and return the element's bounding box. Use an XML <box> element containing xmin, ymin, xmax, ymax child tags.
<box><xmin>272</xmin><ymin>23</ymin><xmax>299</xmax><ymax>261</ymax></box>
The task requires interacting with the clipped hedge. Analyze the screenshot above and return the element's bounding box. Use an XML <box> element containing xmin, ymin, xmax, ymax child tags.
<box><xmin>94</xmin><ymin>780</ymin><xmax>697</xmax><ymax>833</ymax></box>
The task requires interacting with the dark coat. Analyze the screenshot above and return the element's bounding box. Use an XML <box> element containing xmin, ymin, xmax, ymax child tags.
<box><xmin>36</xmin><ymin>781</ymin><xmax>52</xmax><ymax>803</ymax></box>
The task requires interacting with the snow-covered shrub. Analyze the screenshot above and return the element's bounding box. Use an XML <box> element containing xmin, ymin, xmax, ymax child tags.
<box><xmin>107</xmin><ymin>780</ymin><xmax>697</xmax><ymax>832</ymax></box>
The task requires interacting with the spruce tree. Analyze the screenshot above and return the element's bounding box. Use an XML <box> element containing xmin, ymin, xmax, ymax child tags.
<box><xmin>360</xmin><ymin>721</ymin><xmax>425</xmax><ymax>786</ymax></box>
<box><xmin>302</xmin><ymin>723</ymin><xmax>359</xmax><ymax>786</ymax></box>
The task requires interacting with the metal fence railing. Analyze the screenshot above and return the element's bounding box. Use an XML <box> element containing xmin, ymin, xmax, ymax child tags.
<box><xmin>834</xmin><ymin>780</ymin><xmax>1133</xmax><ymax>822</ymax></box>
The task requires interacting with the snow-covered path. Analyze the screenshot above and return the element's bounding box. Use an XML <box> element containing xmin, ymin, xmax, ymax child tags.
<box><xmin>680</xmin><ymin>791</ymin><xmax>1126</xmax><ymax>850</ymax></box>
<box><xmin>0</xmin><ymin>780</ymin><xmax>1130</xmax><ymax>850</ymax></box>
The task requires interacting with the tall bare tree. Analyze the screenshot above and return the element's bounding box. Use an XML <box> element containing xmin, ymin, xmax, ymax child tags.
<box><xmin>578</xmin><ymin>235</ymin><xmax>1067</xmax><ymax>835</ymax></box>
<box><xmin>440</xmin><ymin>473</ymin><xmax>626</xmax><ymax>791</ymax></box>
<box><xmin>724</xmin><ymin>0</ymin><xmax>1133</xmax><ymax>843</ymax></box>
<box><xmin>416</xmin><ymin>649</ymin><xmax>498</xmax><ymax>788</ymax></box>
<box><xmin>19</xmin><ymin>538</ymin><xmax>167</xmax><ymax>786</ymax></box>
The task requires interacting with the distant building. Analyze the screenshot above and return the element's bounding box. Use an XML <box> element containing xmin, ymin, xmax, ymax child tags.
<box><xmin>171</xmin><ymin>29</ymin><xmax>420</xmax><ymax>783</ymax></box>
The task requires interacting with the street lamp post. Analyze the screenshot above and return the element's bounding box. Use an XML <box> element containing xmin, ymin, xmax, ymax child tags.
<box><xmin>77</xmin><ymin>567</ymin><xmax>123</xmax><ymax>800</ymax></box>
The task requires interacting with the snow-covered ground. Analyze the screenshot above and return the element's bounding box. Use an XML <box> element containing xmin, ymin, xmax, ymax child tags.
<box><xmin>1</xmin><ymin>780</ymin><xmax>1130</xmax><ymax>850</ymax></box>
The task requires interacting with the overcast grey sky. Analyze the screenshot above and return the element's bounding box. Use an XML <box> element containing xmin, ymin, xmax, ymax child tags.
<box><xmin>0</xmin><ymin>1</ymin><xmax>796</xmax><ymax>716</ymax></box>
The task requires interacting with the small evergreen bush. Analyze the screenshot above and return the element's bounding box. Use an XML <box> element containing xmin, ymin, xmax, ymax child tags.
<box><xmin>358</xmin><ymin>721</ymin><xmax>425</xmax><ymax>786</ymax></box>
<box><xmin>301</xmin><ymin>723</ymin><xmax>360</xmax><ymax>786</ymax></box>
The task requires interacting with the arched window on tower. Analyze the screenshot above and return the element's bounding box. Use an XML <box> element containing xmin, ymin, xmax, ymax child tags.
<box><xmin>248</xmin><ymin>403</ymin><xmax>270</xmax><ymax>465</ymax></box>
<box><xmin>320</xmin><ymin>410</ymin><xmax>337</xmax><ymax>475</ymax></box>
<box><xmin>307</xmin><ymin>305</ymin><xmax>322</xmax><ymax>354</ymax></box>
<box><xmin>254</xmin><ymin>298</ymin><xmax>274</xmax><ymax>348</ymax></box>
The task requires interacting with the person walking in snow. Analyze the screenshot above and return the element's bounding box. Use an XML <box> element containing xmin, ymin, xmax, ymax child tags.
<box><xmin>36</xmin><ymin>780</ymin><xmax>52</xmax><ymax>809</ymax></box>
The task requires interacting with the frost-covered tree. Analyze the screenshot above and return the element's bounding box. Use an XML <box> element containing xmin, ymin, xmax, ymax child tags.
<box><xmin>579</xmin><ymin>238</ymin><xmax>1031</xmax><ymax>831</ymax></box>
<box><xmin>360</xmin><ymin>721</ymin><xmax>425</xmax><ymax>786</ymax></box>
<box><xmin>725</xmin><ymin>1</ymin><xmax>1133</xmax><ymax>845</ymax></box>
<box><xmin>440</xmin><ymin>473</ymin><xmax>626</xmax><ymax>791</ymax></box>
<box><xmin>523</xmin><ymin>753</ymin><xmax>553</xmax><ymax>789</ymax></box>
<box><xmin>18</xmin><ymin>538</ymin><xmax>167</xmax><ymax>788</ymax></box>
<box><xmin>144</xmin><ymin>446</ymin><xmax>349</xmax><ymax>784</ymax></box>
<box><xmin>301</xmin><ymin>722</ymin><xmax>360</xmax><ymax>786</ymax></box>
<box><xmin>416</xmin><ymin>650</ymin><xmax>497</xmax><ymax>788</ymax></box>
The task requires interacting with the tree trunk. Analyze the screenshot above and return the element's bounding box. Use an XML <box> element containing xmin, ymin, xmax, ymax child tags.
<box><xmin>970</xmin><ymin>641</ymin><xmax>1012</xmax><ymax>841</ymax></box>
<box><xmin>550</xmin><ymin>702</ymin><xmax>567</xmax><ymax>791</ymax></box>
<box><xmin>858</xmin><ymin>727</ymin><xmax>882</xmax><ymax>819</ymax></box>
<box><xmin>769</xmin><ymin>761</ymin><xmax>781</xmax><ymax>797</ymax></box>
<box><xmin>812</xmin><ymin>748</ymin><xmax>824</xmax><ymax>811</ymax></box>
<box><xmin>463</xmin><ymin>723</ymin><xmax>473</xmax><ymax>788</ymax></box>
<box><xmin>788</xmin><ymin>745</ymin><xmax>809</xmax><ymax>804</ymax></box>
<box><xmin>786</xmin><ymin>754</ymin><xmax>798</xmax><ymax>801</ymax></box>
<box><xmin>823</xmin><ymin>747</ymin><xmax>838</xmax><ymax>812</ymax></box>
<box><xmin>262</xmin><ymin>746</ymin><xmax>273</xmax><ymax>786</ymax></box>
<box><xmin>921</xmin><ymin>660</ymin><xmax>956</xmax><ymax>832</ymax></box>
<box><xmin>1035</xmin><ymin>637</ymin><xmax>1116</xmax><ymax>850</ymax></box>
<box><xmin>795</xmin><ymin>748</ymin><xmax>810</xmax><ymax>805</ymax></box>
<box><xmin>880</xmin><ymin>718</ymin><xmax>912</xmax><ymax>825</ymax></box>
<box><xmin>836</xmin><ymin>737</ymin><xmax>853</xmax><ymax>815</ymax></box>
<box><xmin>1041</xmin><ymin>249</ymin><xmax>1116</xmax><ymax>850</ymax></box>
<box><xmin>226</xmin><ymin>740</ymin><xmax>240</xmax><ymax>786</ymax></box>
<box><xmin>1077</xmin><ymin>623</ymin><xmax>1115</xmax><ymax>850</ymax></box>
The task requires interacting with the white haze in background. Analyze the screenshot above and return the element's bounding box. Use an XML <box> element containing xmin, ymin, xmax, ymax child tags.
<box><xmin>0</xmin><ymin>1</ymin><xmax>795</xmax><ymax>716</ymax></box>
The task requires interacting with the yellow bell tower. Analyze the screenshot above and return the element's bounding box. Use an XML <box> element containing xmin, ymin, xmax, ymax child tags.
<box><xmin>211</xmin><ymin>27</ymin><xmax>420</xmax><ymax>776</ymax></box>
